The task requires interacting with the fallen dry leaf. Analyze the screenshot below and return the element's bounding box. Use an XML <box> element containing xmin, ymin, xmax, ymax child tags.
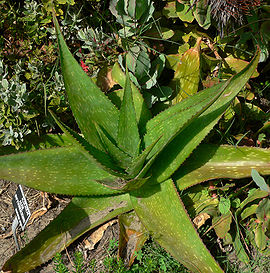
<box><xmin>27</xmin><ymin>207</ymin><xmax>47</xmax><ymax>225</ymax></box>
<box><xmin>0</xmin><ymin>231</ymin><xmax>13</xmax><ymax>239</ymax></box>
<box><xmin>97</xmin><ymin>67</ymin><xmax>117</xmax><ymax>92</ymax></box>
<box><xmin>193</xmin><ymin>213</ymin><xmax>211</xmax><ymax>228</ymax></box>
<box><xmin>84</xmin><ymin>219</ymin><xmax>117</xmax><ymax>250</ymax></box>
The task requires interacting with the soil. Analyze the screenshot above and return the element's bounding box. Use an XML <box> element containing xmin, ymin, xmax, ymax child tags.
<box><xmin>0</xmin><ymin>180</ymin><xmax>120</xmax><ymax>273</ymax></box>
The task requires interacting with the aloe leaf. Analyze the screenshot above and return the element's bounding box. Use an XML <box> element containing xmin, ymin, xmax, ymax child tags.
<box><xmin>0</xmin><ymin>134</ymin><xmax>73</xmax><ymax>155</ymax></box>
<box><xmin>149</xmin><ymin>49</ymin><xmax>260</xmax><ymax>182</ymax></box>
<box><xmin>127</xmin><ymin>136</ymin><xmax>161</xmax><ymax>178</ymax></box>
<box><xmin>50</xmin><ymin>110</ymin><xmax>127</xmax><ymax>177</ymax></box>
<box><xmin>95</xmin><ymin>176</ymin><xmax>149</xmax><ymax>192</ymax></box>
<box><xmin>173</xmin><ymin>144</ymin><xmax>270</xmax><ymax>191</ymax></box>
<box><xmin>111</xmin><ymin>62</ymin><xmax>151</xmax><ymax>131</ymax></box>
<box><xmin>0</xmin><ymin>146</ymin><xmax>122</xmax><ymax>196</ymax></box>
<box><xmin>3</xmin><ymin>194</ymin><xmax>132</xmax><ymax>273</ymax></box>
<box><xmin>54</xmin><ymin>16</ymin><xmax>119</xmax><ymax>150</ymax></box>
<box><xmin>121</xmin><ymin>176</ymin><xmax>150</xmax><ymax>191</ymax></box>
<box><xmin>95</xmin><ymin>123</ymin><xmax>132</xmax><ymax>169</ymax></box>
<box><xmin>142</xmin><ymin>77</ymin><xmax>232</xmax><ymax>174</ymax></box>
<box><xmin>117</xmin><ymin>67</ymin><xmax>140</xmax><ymax>156</ymax></box>
<box><xmin>130</xmin><ymin>179</ymin><xmax>224</xmax><ymax>273</ymax></box>
<box><xmin>118</xmin><ymin>211</ymin><xmax>148</xmax><ymax>266</ymax></box>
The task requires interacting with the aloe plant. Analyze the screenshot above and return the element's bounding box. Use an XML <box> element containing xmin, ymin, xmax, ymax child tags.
<box><xmin>1</xmin><ymin>15</ymin><xmax>269</xmax><ymax>273</ymax></box>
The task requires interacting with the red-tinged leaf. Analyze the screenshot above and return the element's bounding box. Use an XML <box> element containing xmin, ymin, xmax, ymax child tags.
<box><xmin>118</xmin><ymin>211</ymin><xmax>148</xmax><ymax>266</ymax></box>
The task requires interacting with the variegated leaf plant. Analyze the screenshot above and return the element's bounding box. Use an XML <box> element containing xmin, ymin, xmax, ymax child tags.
<box><xmin>1</xmin><ymin>15</ymin><xmax>270</xmax><ymax>273</ymax></box>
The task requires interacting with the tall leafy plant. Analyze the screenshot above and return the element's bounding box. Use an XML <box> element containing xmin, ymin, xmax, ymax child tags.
<box><xmin>1</xmin><ymin>14</ymin><xmax>270</xmax><ymax>273</ymax></box>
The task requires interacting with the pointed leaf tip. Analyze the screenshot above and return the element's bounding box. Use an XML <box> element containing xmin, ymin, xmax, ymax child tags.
<box><xmin>53</xmin><ymin>15</ymin><xmax>119</xmax><ymax>151</ymax></box>
<box><xmin>117</xmin><ymin>68</ymin><xmax>140</xmax><ymax>157</ymax></box>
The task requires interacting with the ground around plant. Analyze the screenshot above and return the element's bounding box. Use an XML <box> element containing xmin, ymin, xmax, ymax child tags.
<box><xmin>1</xmin><ymin>180</ymin><xmax>270</xmax><ymax>273</ymax></box>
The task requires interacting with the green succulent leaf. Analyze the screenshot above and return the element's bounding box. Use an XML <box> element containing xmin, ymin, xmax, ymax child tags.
<box><xmin>142</xmin><ymin>77</ymin><xmax>234</xmax><ymax>180</ymax></box>
<box><xmin>148</xmin><ymin>49</ymin><xmax>260</xmax><ymax>182</ymax></box>
<box><xmin>0</xmin><ymin>146</ymin><xmax>121</xmax><ymax>195</ymax></box>
<box><xmin>111</xmin><ymin>62</ymin><xmax>151</xmax><ymax>132</ymax></box>
<box><xmin>95</xmin><ymin>122</ymin><xmax>132</xmax><ymax>169</ymax></box>
<box><xmin>127</xmin><ymin>136</ymin><xmax>161</xmax><ymax>178</ymax></box>
<box><xmin>117</xmin><ymin>68</ymin><xmax>140</xmax><ymax>157</ymax></box>
<box><xmin>174</xmin><ymin>144</ymin><xmax>270</xmax><ymax>191</ymax></box>
<box><xmin>130</xmin><ymin>179</ymin><xmax>224</xmax><ymax>273</ymax></box>
<box><xmin>54</xmin><ymin>15</ymin><xmax>119</xmax><ymax>151</ymax></box>
<box><xmin>50</xmin><ymin>110</ymin><xmax>126</xmax><ymax>177</ymax></box>
<box><xmin>3</xmin><ymin>194</ymin><xmax>132</xmax><ymax>273</ymax></box>
<box><xmin>95</xmin><ymin>176</ymin><xmax>150</xmax><ymax>192</ymax></box>
<box><xmin>0</xmin><ymin>134</ymin><xmax>73</xmax><ymax>155</ymax></box>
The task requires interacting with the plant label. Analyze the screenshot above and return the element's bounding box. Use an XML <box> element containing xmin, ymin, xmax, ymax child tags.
<box><xmin>12</xmin><ymin>185</ymin><xmax>31</xmax><ymax>231</ymax></box>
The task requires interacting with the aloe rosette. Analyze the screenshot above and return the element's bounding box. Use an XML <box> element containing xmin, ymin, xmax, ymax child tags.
<box><xmin>1</xmin><ymin>15</ymin><xmax>269</xmax><ymax>273</ymax></box>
